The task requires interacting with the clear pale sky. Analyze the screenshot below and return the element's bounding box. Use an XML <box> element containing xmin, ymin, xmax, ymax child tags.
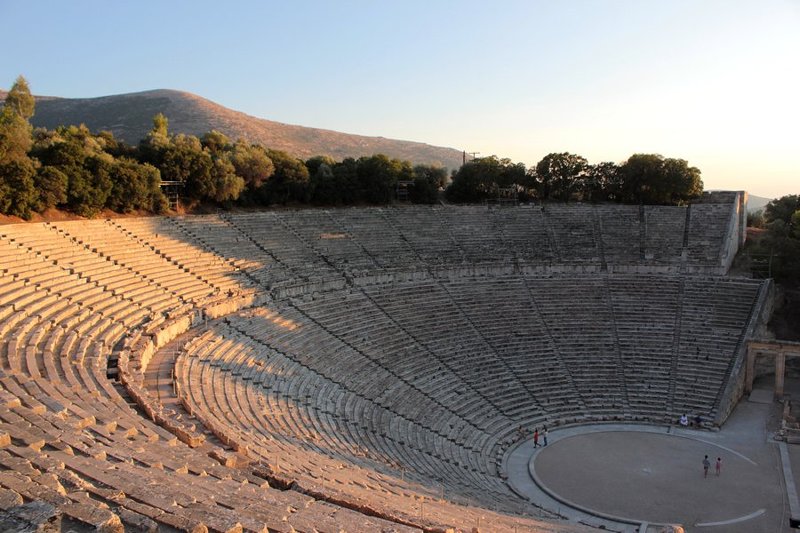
<box><xmin>2</xmin><ymin>0</ymin><xmax>798</xmax><ymax>198</ymax></box>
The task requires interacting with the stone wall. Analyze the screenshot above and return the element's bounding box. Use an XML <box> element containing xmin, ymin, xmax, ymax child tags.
<box><xmin>719</xmin><ymin>191</ymin><xmax>747</xmax><ymax>273</ymax></box>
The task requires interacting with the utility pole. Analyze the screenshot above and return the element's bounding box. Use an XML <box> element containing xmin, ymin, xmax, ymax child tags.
<box><xmin>462</xmin><ymin>151</ymin><xmax>480</xmax><ymax>165</ymax></box>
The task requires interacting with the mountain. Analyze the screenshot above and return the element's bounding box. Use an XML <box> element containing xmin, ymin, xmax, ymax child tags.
<box><xmin>17</xmin><ymin>89</ymin><xmax>465</xmax><ymax>170</ymax></box>
<box><xmin>747</xmin><ymin>194</ymin><xmax>772</xmax><ymax>212</ymax></box>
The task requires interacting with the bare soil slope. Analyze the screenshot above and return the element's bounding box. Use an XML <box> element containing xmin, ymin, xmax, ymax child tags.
<box><xmin>19</xmin><ymin>89</ymin><xmax>464</xmax><ymax>169</ymax></box>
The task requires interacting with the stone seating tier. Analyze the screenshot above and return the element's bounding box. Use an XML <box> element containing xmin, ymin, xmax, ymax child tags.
<box><xmin>0</xmin><ymin>202</ymin><xmax>755</xmax><ymax>532</ymax></box>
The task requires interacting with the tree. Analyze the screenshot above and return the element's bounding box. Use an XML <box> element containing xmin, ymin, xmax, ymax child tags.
<box><xmin>151</xmin><ymin>113</ymin><xmax>169</xmax><ymax>140</ymax></box>
<box><xmin>260</xmin><ymin>149</ymin><xmax>309</xmax><ymax>204</ymax></box>
<box><xmin>618</xmin><ymin>154</ymin><xmax>702</xmax><ymax>204</ymax></box>
<box><xmin>765</xmin><ymin>195</ymin><xmax>800</xmax><ymax>225</ymax></box>
<box><xmin>662</xmin><ymin>158</ymin><xmax>703</xmax><ymax>203</ymax></box>
<box><xmin>306</xmin><ymin>155</ymin><xmax>336</xmax><ymax>176</ymax></box>
<box><xmin>138</xmin><ymin>113</ymin><xmax>171</xmax><ymax>164</ymax></box>
<box><xmin>355</xmin><ymin>154</ymin><xmax>411</xmax><ymax>204</ymax></box>
<box><xmin>107</xmin><ymin>158</ymin><xmax>164</xmax><ymax>212</ymax></box>
<box><xmin>330</xmin><ymin>158</ymin><xmax>359</xmax><ymax>204</ymax></box>
<box><xmin>0</xmin><ymin>158</ymin><xmax>37</xmax><ymax>219</ymax></box>
<box><xmin>67</xmin><ymin>155</ymin><xmax>113</xmax><ymax>217</ymax></box>
<box><xmin>0</xmin><ymin>76</ymin><xmax>35</xmax><ymax>159</ymax></box>
<box><xmin>747</xmin><ymin>209</ymin><xmax>765</xmax><ymax>229</ymax></box>
<box><xmin>30</xmin><ymin>125</ymin><xmax>116</xmax><ymax>217</ymax></box>
<box><xmin>410</xmin><ymin>164</ymin><xmax>446</xmax><ymax>204</ymax></box>
<box><xmin>3</xmin><ymin>76</ymin><xmax>35</xmax><ymax>120</ymax></box>
<box><xmin>209</xmin><ymin>156</ymin><xmax>245</xmax><ymax>203</ymax></box>
<box><xmin>446</xmin><ymin>156</ymin><xmax>526</xmax><ymax>203</ymax></box>
<box><xmin>309</xmin><ymin>162</ymin><xmax>341</xmax><ymax>205</ymax></box>
<box><xmin>0</xmin><ymin>76</ymin><xmax>38</xmax><ymax>217</ymax></box>
<box><xmin>200</xmin><ymin>130</ymin><xmax>230</xmax><ymax>155</ymax></box>
<box><xmin>159</xmin><ymin>135</ymin><xmax>213</xmax><ymax>200</ymax></box>
<box><xmin>34</xmin><ymin>166</ymin><xmax>68</xmax><ymax>210</ymax></box>
<box><xmin>230</xmin><ymin>142</ymin><xmax>274</xmax><ymax>190</ymax></box>
<box><xmin>534</xmin><ymin>152</ymin><xmax>588</xmax><ymax>202</ymax></box>
<box><xmin>583</xmin><ymin>162</ymin><xmax>619</xmax><ymax>202</ymax></box>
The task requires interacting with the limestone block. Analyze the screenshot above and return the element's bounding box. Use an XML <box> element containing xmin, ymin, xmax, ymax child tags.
<box><xmin>0</xmin><ymin>487</ymin><xmax>23</xmax><ymax>510</ymax></box>
<box><xmin>0</xmin><ymin>501</ymin><xmax>61</xmax><ymax>532</ymax></box>
<box><xmin>118</xmin><ymin>507</ymin><xmax>159</xmax><ymax>533</ymax></box>
<box><xmin>63</xmin><ymin>502</ymin><xmax>123</xmax><ymax>532</ymax></box>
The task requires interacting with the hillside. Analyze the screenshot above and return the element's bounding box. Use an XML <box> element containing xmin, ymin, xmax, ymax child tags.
<box><xmin>747</xmin><ymin>194</ymin><xmax>772</xmax><ymax>212</ymax></box>
<box><xmin>15</xmin><ymin>89</ymin><xmax>464</xmax><ymax>170</ymax></box>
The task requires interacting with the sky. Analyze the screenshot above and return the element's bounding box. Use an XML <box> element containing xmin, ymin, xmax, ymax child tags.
<box><xmin>1</xmin><ymin>0</ymin><xmax>798</xmax><ymax>198</ymax></box>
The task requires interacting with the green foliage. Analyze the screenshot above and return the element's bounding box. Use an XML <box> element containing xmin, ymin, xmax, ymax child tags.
<box><xmin>409</xmin><ymin>165</ymin><xmax>446</xmax><ymax>204</ymax></box>
<box><xmin>34</xmin><ymin>166</ymin><xmax>69</xmax><ymax>210</ymax></box>
<box><xmin>151</xmin><ymin>113</ymin><xmax>169</xmax><ymax>139</ymax></box>
<box><xmin>618</xmin><ymin>154</ymin><xmax>702</xmax><ymax>204</ymax></box>
<box><xmin>308</xmin><ymin>162</ymin><xmax>341</xmax><ymax>205</ymax></box>
<box><xmin>582</xmin><ymin>162</ymin><xmax>619</xmax><ymax>202</ymax></box>
<box><xmin>209</xmin><ymin>157</ymin><xmax>245</xmax><ymax>203</ymax></box>
<box><xmin>0</xmin><ymin>77</ymin><xmax>39</xmax><ymax>218</ymax></box>
<box><xmin>0</xmin><ymin>113</ymin><xmax>34</xmax><ymax>162</ymax></box>
<box><xmin>138</xmin><ymin>113</ymin><xmax>171</xmax><ymax>164</ymax></box>
<box><xmin>159</xmin><ymin>136</ymin><xmax>212</xmax><ymax>199</ymax></box>
<box><xmin>764</xmin><ymin>195</ymin><xmax>799</xmax><ymax>225</ymax></box>
<box><xmin>259</xmin><ymin>149</ymin><xmax>310</xmax><ymax>204</ymax></box>
<box><xmin>29</xmin><ymin>125</ymin><xmax>116</xmax><ymax>217</ymax></box>
<box><xmin>0</xmin><ymin>158</ymin><xmax>37</xmax><ymax>219</ymax></box>
<box><xmin>329</xmin><ymin>158</ymin><xmax>359</xmax><ymax>204</ymax></box>
<box><xmin>355</xmin><ymin>154</ymin><xmax>411</xmax><ymax>204</ymax></box>
<box><xmin>446</xmin><ymin>156</ymin><xmax>527</xmax><ymax>202</ymax></box>
<box><xmin>200</xmin><ymin>130</ymin><xmax>230</xmax><ymax>155</ymax></box>
<box><xmin>0</xmin><ymin>76</ymin><xmax>34</xmax><ymax>166</ymax></box>
<box><xmin>3</xmin><ymin>76</ymin><xmax>35</xmax><ymax>120</ymax></box>
<box><xmin>0</xmin><ymin>76</ymin><xmax>717</xmax><ymax>217</ymax></box>
<box><xmin>534</xmin><ymin>152</ymin><xmax>587</xmax><ymax>201</ymax></box>
<box><xmin>747</xmin><ymin>209</ymin><xmax>765</xmax><ymax>229</ymax></box>
<box><xmin>107</xmin><ymin>158</ymin><xmax>164</xmax><ymax>213</ymax></box>
<box><xmin>748</xmin><ymin>194</ymin><xmax>800</xmax><ymax>284</ymax></box>
<box><xmin>230</xmin><ymin>142</ymin><xmax>274</xmax><ymax>190</ymax></box>
<box><xmin>66</xmin><ymin>159</ymin><xmax>112</xmax><ymax>217</ymax></box>
<box><xmin>306</xmin><ymin>155</ymin><xmax>336</xmax><ymax>176</ymax></box>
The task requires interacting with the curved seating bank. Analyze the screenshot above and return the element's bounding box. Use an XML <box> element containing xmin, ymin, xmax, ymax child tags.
<box><xmin>0</xmin><ymin>197</ymin><xmax>768</xmax><ymax>532</ymax></box>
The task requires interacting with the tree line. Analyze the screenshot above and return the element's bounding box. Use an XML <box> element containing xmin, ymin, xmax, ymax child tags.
<box><xmin>747</xmin><ymin>195</ymin><xmax>800</xmax><ymax>284</ymax></box>
<box><xmin>0</xmin><ymin>76</ymin><xmax>446</xmax><ymax>219</ymax></box>
<box><xmin>2</xmin><ymin>75</ymin><xmax>706</xmax><ymax>220</ymax></box>
<box><xmin>446</xmin><ymin>152</ymin><xmax>704</xmax><ymax>205</ymax></box>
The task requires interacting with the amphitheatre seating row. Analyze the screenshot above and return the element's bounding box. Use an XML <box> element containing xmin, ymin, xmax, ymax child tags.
<box><xmin>225</xmin><ymin>213</ymin><xmax>343</xmax><ymax>281</ymax></box>
<box><xmin>685</xmin><ymin>203</ymin><xmax>734</xmax><ymax>266</ymax></box>
<box><xmin>599</xmin><ymin>205</ymin><xmax>641</xmax><ymax>263</ymax></box>
<box><xmin>110</xmin><ymin>217</ymin><xmax>252</xmax><ymax>294</ymax></box>
<box><xmin>0</xmin><ymin>393</ymin><xmax>418</xmax><ymax>532</ymax></box>
<box><xmin>0</xmin><ymin>222</ymin><xmax>399</xmax><ymax>530</ymax></box>
<box><xmin>0</xmin><ymin>199</ymin><xmax>753</xmax><ymax>531</ymax></box>
<box><xmin>175</xmin><ymin>325</ymin><xmax>523</xmax><ymax>512</ymax></box>
<box><xmin>319</xmin><ymin>208</ymin><xmax>425</xmax><ymax>269</ymax></box>
<box><xmin>0</xmin><ymin>214</ymin><xmax>594</xmax><ymax>531</ymax></box>
<box><xmin>642</xmin><ymin>206</ymin><xmax>686</xmax><ymax>263</ymax></box>
<box><xmin>143</xmin><ymin>202</ymin><xmax>735</xmax><ymax>276</ymax></box>
<box><xmin>674</xmin><ymin>277</ymin><xmax>760</xmax><ymax>415</ymax></box>
<box><xmin>172</xmin><ymin>272</ymin><xmax>763</xmax><ymax>522</ymax></box>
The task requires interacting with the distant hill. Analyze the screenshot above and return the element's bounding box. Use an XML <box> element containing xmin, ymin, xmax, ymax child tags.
<box><xmin>8</xmin><ymin>88</ymin><xmax>465</xmax><ymax>170</ymax></box>
<box><xmin>747</xmin><ymin>194</ymin><xmax>772</xmax><ymax>213</ymax></box>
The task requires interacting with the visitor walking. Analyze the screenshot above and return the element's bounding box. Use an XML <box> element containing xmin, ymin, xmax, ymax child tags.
<box><xmin>533</xmin><ymin>428</ymin><xmax>540</xmax><ymax>448</ymax></box>
<box><xmin>543</xmin><ymin>426</ymin><xmax>549</xmax><ymax>446</ymax></box>
<box><xmin>716</xmin><ymin>457</ymin><xmax>722</xmax><ymax>476</ymax></box>
<box><xmin>703</xmin><ymin>455</ymin><xmax>710</xmax><ymax>478</ymax></box>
